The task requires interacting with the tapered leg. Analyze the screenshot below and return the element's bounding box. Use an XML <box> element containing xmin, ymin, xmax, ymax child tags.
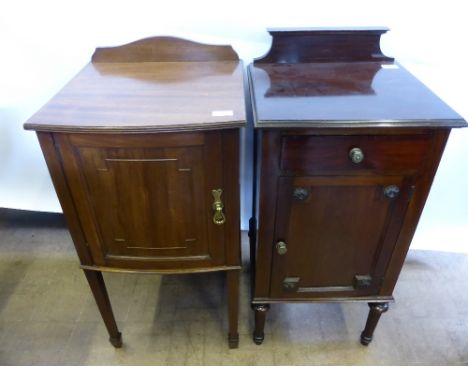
<box><xmin>360</xmin><ymin>302</ymin><xmax>389</xmax><ymax>346</ymax></box>
<box><xmin>252</xmin><ymin>304</ymin><xmax>270</xmax><ymax>345</ymax></box>
<box><xmin>83</xmin><ymin>269</ymin><xmax>122</xmax><ymax>348</ymax></box>
<box><xmin>227</xmin><ymin>269</ymin><xmax>240</xmax><ymax>349</ymax></box>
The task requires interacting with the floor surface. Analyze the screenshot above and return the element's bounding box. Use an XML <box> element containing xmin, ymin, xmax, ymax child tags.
<box><xmin>1</xmin><ymin>209</ymin><xmax>468</xmax><ymax>365</ymax></box>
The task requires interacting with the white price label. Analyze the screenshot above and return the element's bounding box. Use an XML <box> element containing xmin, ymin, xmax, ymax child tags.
<box><xmin>381</xmin><ymin>64</ymin><xmax>399</xmax><ymax>69</ymax></box>
<box><xmin>211</xmin><ymin>110</ymin><xmax>234</xmax><ymax>117</ymax></box>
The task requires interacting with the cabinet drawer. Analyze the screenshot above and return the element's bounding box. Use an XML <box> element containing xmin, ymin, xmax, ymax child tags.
<box><xmin>280</xmin><ymin>134</ymin><xmax>432</xmax><ymax>175</ymax></box>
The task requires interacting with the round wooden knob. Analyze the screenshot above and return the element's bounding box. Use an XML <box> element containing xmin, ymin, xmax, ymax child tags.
<box><xmin>383</xmin><ymin>185</ymin><xmax>400</xmax><ymax>199</ymax></box>
<box><xmin>276</xmin><ymin>241</ymin><xmax>288</xmax><ymax>255</ymax></box>
<box><xmin>349</xmin><ymin>147</ymin><xmax>364</xmax><ymax>164</ymax></box>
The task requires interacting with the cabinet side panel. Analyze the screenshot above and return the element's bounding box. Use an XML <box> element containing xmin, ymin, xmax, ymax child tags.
<box><xmin>54</xmin><ymin>134</ymin><xmax>108</xmax><ymax>265</ymax></box>
<box><xmin>249</xmin><ymin>129</ymin><xmax>261</xmax><ymax>299</ymax></box>
<box><xmin>254</xmin><ymin>131</ymin><xmax>282</xmax><ymax>298</ymax></box>
<box><xmin>202</xmin><ymin>131</ymin><xmax>226</xmax><ymax>267</ymax></box>
<box><xmin>222</xmin><ymin>129</ymin><xmax>241</xmax><ymax>266</ymax></box>
<box><xmin>36</xmin><ymin>132</ymin><xmax>93</xmax><ymax>265</ymax></box>
<box><xmin>380</xmin><ymin>129</ymin><xmax>451</xmax><ymax>295</ymax></box>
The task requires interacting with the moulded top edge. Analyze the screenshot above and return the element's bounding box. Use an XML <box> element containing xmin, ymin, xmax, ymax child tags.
<box><xmin>266</xmin><ymin>27</ymin><xmax>390</xmax><ymax>34</ymax></box>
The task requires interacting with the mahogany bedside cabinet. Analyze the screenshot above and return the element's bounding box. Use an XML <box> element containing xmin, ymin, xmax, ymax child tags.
<box><xmin>247</xmin><ymin>28</ymin><xmax>467</xmax><ymax>345</ymax></box>
<box><xmin>24</xmin><ymin>37</ymin><xmax>245</xmax><ymax>348</ymax></box>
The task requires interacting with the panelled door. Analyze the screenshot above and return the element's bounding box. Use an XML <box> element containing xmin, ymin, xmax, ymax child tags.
<box><xmin>56</xmin><ymin>131</ymin><xmax>225</xmax><ymax>270</ymax></box>
<box><xmin>270</xmin><ymin>174</ymin><xmax>413</xmax><ymax>298</ymax></box>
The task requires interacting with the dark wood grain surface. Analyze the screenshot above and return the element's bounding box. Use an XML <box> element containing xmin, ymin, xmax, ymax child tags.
<box><xmin>255</xmin><ymin>27</ymin><xmax>392</xmax><ymax>64</ymax></box>
<box><xmin>92</xmin><ymin>36</ymin><xmax>239</xmax><ymax>63</ymax></box>
<box><xmin>280</xmin><ymin>133</ymin><xmax>432</xmax><ymax>175</ymax></box>
<box><xmin>25</xmin><ymin>61</ymin><xmax>245</xmax><ymax>132</ymax></box>
<box><xmin>249</xmin><ymin>62</ymin><xmax>466</xmax><ymax>128</ymax></box>
<box><xmin>249</xmin><ymin>28</ymin><xmax>466</xmax><ymax>345</ymax></box>
<box><xmin>270</xmin><ymin>173</ymin><xmax>412</xmax><ymax>299</ymax></box>
<box><xmin>26</xmin><ymin>36</ymin><xmax>244</xmax><ymax>347</ymax></box>
<box><xmin>54</xmin><ymin>131</ymin><xmax>227</xmax><ymax>270</ymax></box>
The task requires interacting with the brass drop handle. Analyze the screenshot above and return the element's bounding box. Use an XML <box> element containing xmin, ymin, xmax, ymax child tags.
<box><xmin>276</xmin><ymin>240</ymin><xmax>288</xmax><ymax>255</ymax></box>
<box><xmin>349</xmin><ymin>147</ymin><xmax>365</xmax><ymax>164</ymax></box>
<box><xmin>212</xmin><ymin>189</ymin><xmax>226</xmax><ymax>225</ymax></box>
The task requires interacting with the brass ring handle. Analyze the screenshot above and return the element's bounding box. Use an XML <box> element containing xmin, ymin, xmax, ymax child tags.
<box><xmin>349</xmin><ymin>147</ymin><xmax>365</xmax><ymax>164</ymax></box>
<box><xmin>212</xmin><ymin>189</ymin><xmax>226</xmax><ymax>225</ymax></box>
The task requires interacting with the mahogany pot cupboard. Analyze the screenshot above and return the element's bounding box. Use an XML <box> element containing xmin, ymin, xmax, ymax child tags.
<box><xmin>247</xmin><ymin>28</ymin><xmax>467</xmax><ymax>345</ymax></box>
<box><xmin>25</xmin><ymin>29</ymin><xmax>466</xmax><ymax>350</ymax></box>
<box><xmin>24</xmin><ymin>37</ymin><xmax>245</xmax><ymax>349</ymax></box>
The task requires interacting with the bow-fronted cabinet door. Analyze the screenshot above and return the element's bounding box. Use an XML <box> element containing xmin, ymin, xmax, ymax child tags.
<box><xmin>55</xmin><ymin>131</ymin><xmax>228</xmax><ymax>270</ymax></box>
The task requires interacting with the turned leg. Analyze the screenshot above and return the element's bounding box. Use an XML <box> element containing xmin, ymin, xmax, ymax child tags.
<box><xmin>360</xmin><ymin>302</ymin><xmax>389</xmax><ymax>346</ymax></box>
<box><xmin>83</xmin><ymin>269</ymin><xmax>122</xmax><ymax>348</ymax></box>
<box><xmin>252</xmin><ymin>304</ymin><xmax>270</xmax><ymax>345</ymax></box>
<box><xmin>227</xmin><ymin>269</ymin><xmax>240</xmax><ymax>349</ymax></box>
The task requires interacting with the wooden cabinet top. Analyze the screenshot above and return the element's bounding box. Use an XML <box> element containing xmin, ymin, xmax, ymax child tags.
<box><xmin>25</xmin><ymin>37</ymin><xmax>245</xmax><ymax>133</ymax></box>
<box><xmin>248</xmin><ymin>28</ymin><xmax>466</xmax><ymax>129</ymax></box>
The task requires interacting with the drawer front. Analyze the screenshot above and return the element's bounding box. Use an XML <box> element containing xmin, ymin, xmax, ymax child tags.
<box><xmin>280</xmin><ymin>134</ymin><xmax>433</xmax><ymax>175</ymax></box>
